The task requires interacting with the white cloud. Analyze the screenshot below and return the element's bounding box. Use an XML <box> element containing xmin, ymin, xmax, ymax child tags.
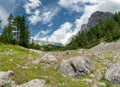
<box><xmin>41</xmin><ymin>8</ymin><xmax>60</xmax><ymax>24</ymax></box>
<box><xmin>58</xmin><ymin>0</ymin><xmax>84</xmax><ymax>12</ymax></box>
<box><xmin>58</xmin><ymin>0</ymin><xmax>102</xmax><ymax>12</ymax></box>
<box><xmin>28</xmin><ymin>10</ymin><xmax>41</xmax><ymax>25</ymax></box>
<box><xmin>28</xmin><ymin>7</ymin><xmax>60</xmax><ymax>25</ymax></box>
<box><xmin>33</xmin><ymin>29</ymin><xmax>52</xmax><ymax>40</ymax></box>
<box><xmin>24</xmin><ymin>0</ymin><xmax>60</xmax><ymax>25</ymax></box>
<box><xmin>47</xmin><ymin>22</ymin><xmax>73</xmax><ymax>45</ymax></box>
<box><xmin>48</xmin><ymin>23</ymin><xmax>53</xmax><ymax>27</ymax></box>
<box><xmin>23</xmin><ymin>0</ymin><xmax>41</xmax><ymax>14</ymax></box>
<box><xmin>0</xmin><ymin>6</ymin><xmax>9</xmax><ymax>27</ymax></box>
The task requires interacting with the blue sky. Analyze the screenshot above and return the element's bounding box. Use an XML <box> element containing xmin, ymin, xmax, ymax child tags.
<box><xmin>0</xmin><ymin>0</ymin><xmax>120</xmax><ymax>45</ymax></box>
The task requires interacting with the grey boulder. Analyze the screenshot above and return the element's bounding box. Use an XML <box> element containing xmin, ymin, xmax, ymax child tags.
<box><xmin>60</xmin><ymin>56</ymin><xmax>94</xmax><ymax>78</ymax></box>
<box><xmin>0</xmin><ymin>70</ymin><xmax>14</xmax><ymax>86</ymax></box>
<box><xmin>105</xmin><ymin>61</ymin><xmax>120</xmax><ymax>85</ymax></box>
<box><xmin>41</xmin><ymin>53</ymin><xmax>57</xmax><ymax>62</ymax></box>
<box><xmin>18</xmin><ymin>79</ymin><xmax>45</xmax><ymax>87</ymax></box>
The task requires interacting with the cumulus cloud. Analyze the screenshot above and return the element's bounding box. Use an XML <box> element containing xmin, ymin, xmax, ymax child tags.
<box><xmin>24</xmin><ymin>0</ymin><xmax>60</xmax><ymax>25</ymax></box>
<box><xmin>41</xmin><ymin>8</ymin><xmax>60</xmax><ymax>24</ymax></box>
<box><xmin>28</xmin><ymin>10</ymin><xmax>41</xmax><ymax>25</ymax></box>
<box><xmin>0</xmin><ymin>6</ymin><xmax>9</xmax><ymax>27</ymax></box>
<box><xmin>58</xmin><ymin>0</ymin><xmax>102</xmax><ymax>12</ymax></box>
<box><xmin>28</xmin><ymin>7</ymin><xmax>60</xmax><ymax>25</ymax></box>
<box><xmin>33</xmin><ymin>29</ymin><xmax>52</xmax><ymax>40</ymax></box>
<box><xmin>47</xmin><ymin>22</ymin><xmax>73</xmax><ymax>45</ymax></box>
<box><xmin>23</xmin><ymin>0</ymin><xmax>41</xmax><ymax>14</ymax></box>
<box><xmin>58</xmin><ymin>0</ymin><xmax>84</xmax><ymax>12</ymax></box>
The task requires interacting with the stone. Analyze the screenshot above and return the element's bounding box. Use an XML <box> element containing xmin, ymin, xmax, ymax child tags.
<box><xmin>97</xmin><ymin>73</ymin><xmax>103</xmax><ymax>81</ymax></box>
<box><xmin>90</xmin><ymin>74</ymin><xmax>95</xmax><ymax>78</ymax></box>
<box><xmin>64</xmin><ymin>50</ymin><xmax>75</xmax><ymax>55</ymax></box>
<box><xmin>18</xmin><ymin>79</ymin><xmax>45</xmax><ymax>87</ymax></box>
<box><xmin>97</xmin><ymin>82</ymin><xmax>106</xmax><ymax>87</ymax></box>
<box><xmin>82</xmin><ymin>79</ymin><xmax>92</xmax><ymax>83</ymax></box>
<box><xmin>32</xmin><ymin>53</ymin><xmax>57</xmax><ymax>65</ymax></box>
<box><xmin>105</xmin><ymin>61</ymin><xmax>120</xmax><ymax>85</ymax></box>
<box><xmin>41</xmin><ymin>53</ymin><xmax>57</xmax><ymax>62</ymax></box>
<box><xmin>22</xmin><ymin>66</ymin><xmax>29</xmax><ymax>70</ymax></box>
<box><xmin>92</xmin><ymin>82</ymin><xmax>106</xmax><ymax>87</ymax></box>
<box><xmin>103</xmin><ymin>60</ymin><xmax>112</xmax><ymax>67</ymax></box>
<box><xmin>60</xmin><ymin>56</ymin><xmax>94</xmax><ymax>78</ymax></box>
<box><xmin>32</xmin><ymin>59</ymin><xmax>41</xmax><ymax>66</ymax></box>
<box><xmin>0</xmin><ymin>70</ymin><xmax>14</xmax><ymax>86</ymax></box>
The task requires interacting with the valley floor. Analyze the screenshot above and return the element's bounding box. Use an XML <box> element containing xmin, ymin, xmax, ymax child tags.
<box><xmin>0</xmin><ymin>41</ymin><xmax>120</xmax><ymax>87</ymax></box>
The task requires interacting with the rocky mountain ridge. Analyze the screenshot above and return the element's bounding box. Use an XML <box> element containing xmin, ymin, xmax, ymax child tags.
<box><xmin>81</xmin><ymin>11</ymin><xmax>113</xmax><ymax>32</ymax></box>
<box><xmin>66</xmin><ymin>11</ymin><xmax>113</xmax><ymax>45</ymax></box>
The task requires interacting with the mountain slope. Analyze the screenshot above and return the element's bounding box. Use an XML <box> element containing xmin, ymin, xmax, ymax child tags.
<box><xmin>65</xmin><ymin>11</ymin><xmax>113</xmax><ymax>46</ymax></box>
<box><xmin>63</xmin><ymin>12</ymin><xmax>120</xmax><ymax>50</ymax></box>
<box><xmin>81</xmin><ymin>11</ymin><xmax>113</xmax><ymax>32</ymax></box>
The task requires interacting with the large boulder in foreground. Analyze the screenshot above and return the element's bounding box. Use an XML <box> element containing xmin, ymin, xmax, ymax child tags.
<box><xmin>60</xmin><ymin>56</ymin><xmax>94</xmax><ymax>78</ymax></box>
<box><xmin>18</xmin><ymin>79</ymin><xmax>45</xmax><ymax>87</ymax></box>
<box><xmin>105</xmin><ymin>62</ymin><xmax>120</xmax><ymax>85</ymax></box>
<box><xmin>0</xmin><ymin>70</ymin><xmax>14</xmax><ymax>86</ymax></box>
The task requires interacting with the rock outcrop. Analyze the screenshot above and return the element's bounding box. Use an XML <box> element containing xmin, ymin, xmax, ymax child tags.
<box><xmin>105</xmin><ymin>61</ymin><xmax>120</xmax><ymax>85</ymax></box>
<box><xmin>41</xmin><ymin>53</ymin><xmax>57</xmax><ymax>62</ymax></box>
<box><xmin>81</xmin><ymin>11</ymin><xmax>113</xmax><ymax>32</ymax></box>
<box><xmin>18</xmin><ymin>79</ymin><xmax>45</xmax><ymax>87</ymax></box>
<box><xmin>89</xmin><ymin>40</ymin><xmax>120</xmax><ymax>52</ymax></box>
<box><xmin>0</xmin><ymin>70</ymin><xmax>14</xmax><ymax>86</ymax></box>
<box><xmin>60</xmin><ymin>56</ymin><xmax>94</xmax><ymax>78</ymax></box>
<box><xmin>32</xmin><ymin>53</ymin><xmax>57</xmax><ymax>65</ymax></box>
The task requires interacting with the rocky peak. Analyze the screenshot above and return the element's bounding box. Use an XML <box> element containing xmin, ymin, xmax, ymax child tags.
<box><xmin>81</xmin><ymin>11</ymin><xmax>113</xmax><ymax>31</ymax></box>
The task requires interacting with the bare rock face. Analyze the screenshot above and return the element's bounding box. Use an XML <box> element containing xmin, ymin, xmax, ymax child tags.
<box><xmin>60</xmin><ymin>56</ymin><xmax>94</xmax><ymax>78</ymax></box>
<box><xmin>81</xmin><ymin>11</ymin><xmax>113</xmax><ymax>32</ymax></box>
<box><xmin>0</xmin><ymin>70</ymin><xmax>14</xmax><ymax>86</ymax></box>
<box><xmin>105</xmin><ymin>61</ymin><xmax>120</xmax><ymax>85</ymax></box>
<box><xmin>18</xmin><ymin>79</ymin><xmax>45</xmax><ymax>87</ymax></box>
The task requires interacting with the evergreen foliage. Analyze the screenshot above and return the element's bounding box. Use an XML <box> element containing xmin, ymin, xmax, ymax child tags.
<box><xmin>0</xmin><ymin>14</ymin><xmax>30</xmax><ymax>47</ymax></box>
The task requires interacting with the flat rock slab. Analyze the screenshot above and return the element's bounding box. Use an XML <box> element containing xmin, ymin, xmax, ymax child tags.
<box><xmin>18</xmin><ymin>79</ymin><xmax>45</xmax><ymax>87</ymax></box>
